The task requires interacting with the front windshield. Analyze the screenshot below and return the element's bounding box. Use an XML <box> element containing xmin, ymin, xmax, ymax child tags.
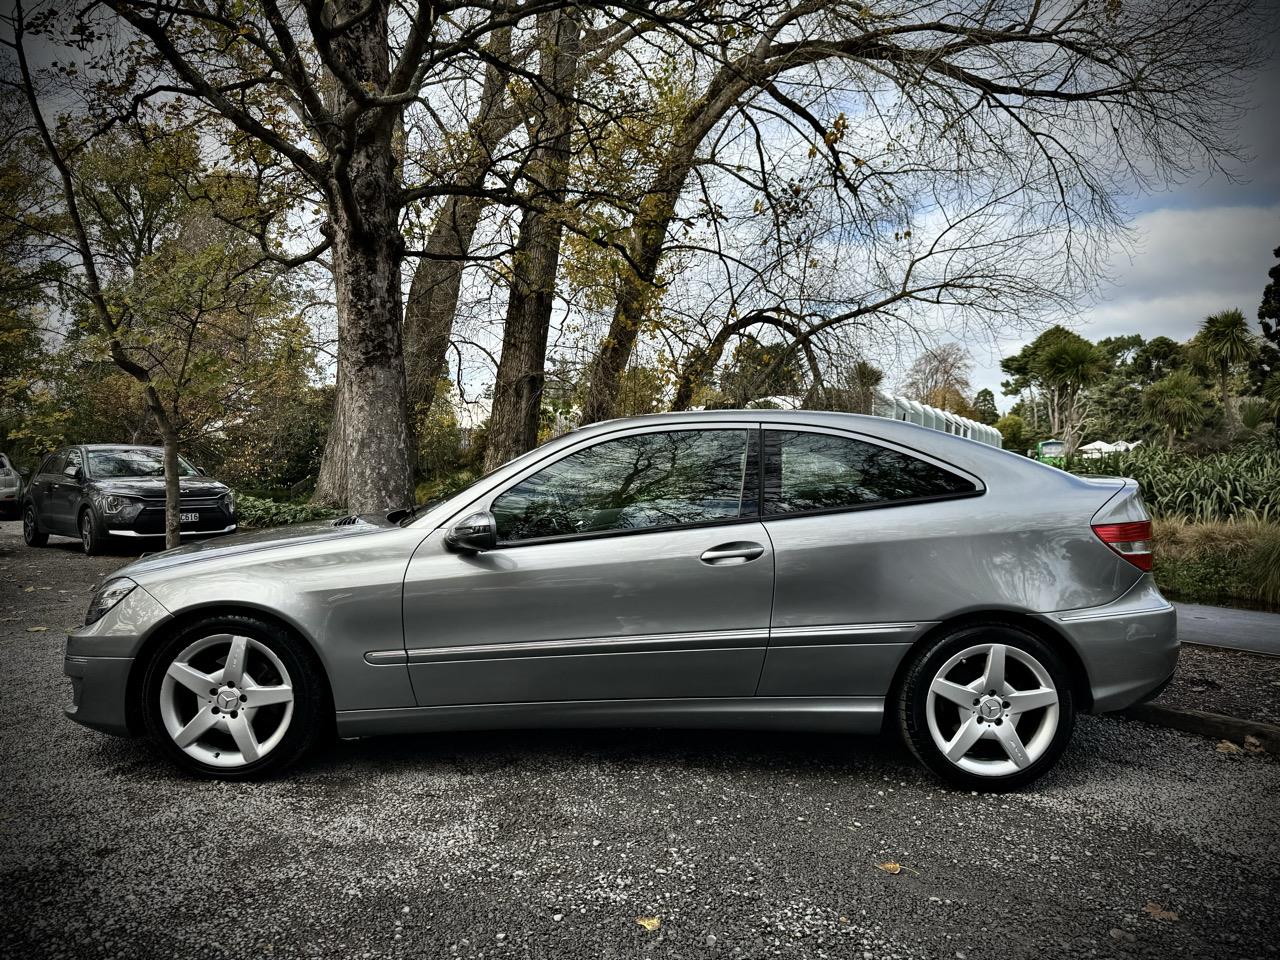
<box><xmin>88</xmin><ymin>448</ymin><xmax>199</xmax><ymax>479</ymax></box>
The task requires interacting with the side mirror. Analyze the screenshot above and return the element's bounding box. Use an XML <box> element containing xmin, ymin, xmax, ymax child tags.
<box><xmin>195</xmin><ymin>466</ymin><xmax>207</xmax><ymax>476</ymax></box>
<box><xmin>63</xmin><ymin>465</ymin><xmax>82</xmax><ymax>480</ymax></box>
<box><xmin>445</xmin><ymin>510</ymin><xmax>498</xmax><ymax>553</ymax></box>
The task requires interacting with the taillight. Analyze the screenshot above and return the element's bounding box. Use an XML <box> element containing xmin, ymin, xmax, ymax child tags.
<box><xmin>1092</xmin><ymin>520</ymin><xmax>1154</xmax><ymax>571</ymax></box>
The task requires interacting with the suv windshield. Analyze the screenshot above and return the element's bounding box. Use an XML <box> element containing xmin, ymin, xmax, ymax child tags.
<box><xmin>88</xmin><ymin>448</ymin><xmax>199</xmax><ymax>479</ymax></box>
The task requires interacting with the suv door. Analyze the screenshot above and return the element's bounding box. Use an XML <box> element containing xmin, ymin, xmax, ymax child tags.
<box><xmin>402</xmin><ymin>424</ymin><xmax>773</xmax><ymax>706</ymax></box>
<box><xmin>30</xmin><ymin>451</ymin><xmax>67</xmax><ymax>533</ymax></box>
<box><xmin>755</xmin><ymin>426</ymin><xmax>983</xmax><ymax>698</ymax></box>
<box><xmin>48</xmin><ymin>447</ymin><xmax>85</xmax><ymax>534</ymax></box>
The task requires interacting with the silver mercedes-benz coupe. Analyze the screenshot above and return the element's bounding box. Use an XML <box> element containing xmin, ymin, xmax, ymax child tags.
<box><xmin>65</xmin><ymin>411</ymin><xmax>1177</xmax><ymax>790</ymax></box>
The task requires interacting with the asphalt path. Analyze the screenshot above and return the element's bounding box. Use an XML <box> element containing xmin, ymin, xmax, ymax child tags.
<box><xmin>1175</xmin><ymin>603</ymin><xmax>1280</xmax><ymax>657</ymax></box>
<box><xmin>1</xmin><ymin>521</ymin><xmax>1278</xmax><ymax>960</ymax></box>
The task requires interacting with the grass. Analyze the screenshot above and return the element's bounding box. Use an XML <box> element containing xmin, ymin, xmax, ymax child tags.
<box><xmin>1152</xmin><ymin>518</ymin><xmax>1280</xmax><ymax>612</ymax></box>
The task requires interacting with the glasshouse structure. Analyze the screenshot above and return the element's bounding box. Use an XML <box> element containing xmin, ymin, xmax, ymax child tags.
<box><xmin>870</xmin><ymin>392</ymin><xmax>1003</xmax><ymax>448</ymax></box>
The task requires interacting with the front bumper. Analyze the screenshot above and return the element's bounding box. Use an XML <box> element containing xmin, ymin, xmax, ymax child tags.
<box><xmin>102</xmin><ymin>498</ymin><xmax>237</xmax><ymax>538</ymax></box>
<box><xmin>108</xmin><ymin>523</ymin><xmax>237</xmax><ymax>538</ymax></box>
<box><xmin>63</xmin><ymin>583</ymin><xmax>172</xmax><ymax>737</ymax></box>
<box><xmin>1042</xmin><ymin>576</ymin><xmax>1179</xmax><ymax>713</ymax></box>
<box><xmin>64</xmin><ymin>654</ymin><xmax>134</xmax><ymax>735</ymax></box>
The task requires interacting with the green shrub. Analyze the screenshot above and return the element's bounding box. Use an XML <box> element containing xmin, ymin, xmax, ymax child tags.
<box><xmin>1074</xmin><ymin>438</ymin><xmax>1280</xmax><ymax>522</ymax></box>
<box><xmin>236</xmin><ymin>494</ymin><xmax>341</xmax><ymax>529</ymax></box>
<box><xmin>1152</xmin><ymin>519</ymin><xmax>1280</xmax><ymax>612</ymax></box>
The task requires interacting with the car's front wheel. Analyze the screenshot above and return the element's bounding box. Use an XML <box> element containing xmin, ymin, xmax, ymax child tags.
<box><xmin>141</xmin><ymin>615</ymin><xmax>329</xmax><ymax>779</ymax></box>
<box><xmin>23</xmin><ymin>502</ymin><xmax>48</xmax><ymax>547</ymax></box>
<box><xmin>898</xmin><ymin>623</ymin><xmax>1075</xmax><ymax>792</ymax></box>
<box><xmin>79</xmin><ymin>508</ymin><xmax>107</xmax><ymax>555</ymax></box>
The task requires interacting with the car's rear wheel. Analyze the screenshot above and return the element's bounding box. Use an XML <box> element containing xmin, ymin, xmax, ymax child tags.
<box><xmin>23</xmin><ymin>503</ymin><xmax>48</xmax><ymax>547</ymax></box>
<box><xmin>898</xmin><ymin>623</ymin><xmax>1075</xmax><ymax>792</ymax></box>
<box><xmin>141</xmin><ymin>614</ymin><xmax>329</xmax><ymax>779</ymax></box>
<box><xmin>79</xmin><ymin>508</ymin><xmax>107</xmax><ymax>555</ymax></box>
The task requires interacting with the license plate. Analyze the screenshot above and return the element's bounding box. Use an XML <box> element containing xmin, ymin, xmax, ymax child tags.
<box><xmin>180</xmin><ymin>512</ymin><xmax>199</xmax><ymax>523</ymax></box>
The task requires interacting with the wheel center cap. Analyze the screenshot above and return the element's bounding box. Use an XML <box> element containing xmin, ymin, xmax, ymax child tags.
<box><xmin>979</xmin><ymin>697</ymin><xmax>1002</xmax><ymax>720</ymax></box>
<box><xmin>217</xmin><ymin>690</ymin><xmax>240</xmax><ymax>712</ymax></box>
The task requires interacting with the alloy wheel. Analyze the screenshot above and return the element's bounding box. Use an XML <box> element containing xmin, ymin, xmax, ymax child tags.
<box><xmin>159</xmin><ymin>633</ymin><xmax>295</xmax><ymax>769</ymax></box>
<box><xmin>924</xmin><ymin>642</ymin><xmax>1060</xmax><ymax>777</ymax></box>
<box><xmin>24</xmin><ymin>506</ymin><xmax>36</xmax><ymax>541</ymax></box>
<box><xmin>80</xmin><ymin>513</ymin><xmax>92</xmax><ymax>553</ymax></box>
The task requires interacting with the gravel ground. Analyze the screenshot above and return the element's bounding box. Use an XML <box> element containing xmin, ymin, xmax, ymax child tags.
<box><xmin>1</xmin><ymin>520</ymin><xmax>1278</xmax><ymax>960</ymax></box>
<box><xmin>1158</xmin><ymin>646</ymin><xmax>1280</xmax><ymax>726</ymax></box>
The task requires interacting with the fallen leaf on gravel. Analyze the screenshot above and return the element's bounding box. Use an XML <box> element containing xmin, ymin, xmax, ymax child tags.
<box><xmin>1142</xmin><ymin>903</ymin><xmax>1178</xmax><ymax>921</ymax></box>
<box><xmin>23</xmin><ymin>586</ymin><xmax>34</xmax><ymax>592</ymax></box>
<box><xmin>877</xmin><ymin>862</ymin><xmax>903</xmax><ymax>875</ymax></box>
<box><xmin>635</xmin><ymin>917</ymin><xmax>660</xmax><ymax>932</ymax></box>
<box><xmin>1216</xmin><ymin>740</ymin><xmax>1242</xmax><ymax>754</ymax></box>
<box><xmin>27</xmin><ymin>626</ymin><xmax>48</xmax><ymax>633</ymax></box>
<box><xmin>1243</xmin><ymin>735</ymin><xmax>1265</xmax><ymax>754</ymax></box>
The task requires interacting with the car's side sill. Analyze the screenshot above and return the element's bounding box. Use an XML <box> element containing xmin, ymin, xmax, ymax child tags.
<box><xmin>335</xmin><ymin>696</ymin><xmax>885</xmax><ymax>738</ymax></box>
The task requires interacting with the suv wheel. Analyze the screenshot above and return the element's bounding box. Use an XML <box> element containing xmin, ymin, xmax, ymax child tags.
<box><xmin>141</xmin><ymin>614</ymin><xmax>329</xmax><ymax>779</ymax></box>
<box><xmin>23</xmin><ymin>503</ymin><xmax>48</xmax><ymax>547</ymax></box>
<box><xmin>898</xmin><ymin>623</ymin><xmax>1075</xmax><ymax>792</ymax></box>
<box><xmin>79</xmin><ymin>508</ymin><xmax>107</xmax><ymax>555</ymax></box>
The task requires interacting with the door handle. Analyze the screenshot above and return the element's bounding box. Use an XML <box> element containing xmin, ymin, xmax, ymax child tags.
<box><xmin>700</xmin><ymin>541</ymin><xmax>765</xmax><ymax>565</ymax></box>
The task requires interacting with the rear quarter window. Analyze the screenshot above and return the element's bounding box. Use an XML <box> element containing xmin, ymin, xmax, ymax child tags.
<box><xmin>763</xmin><ymin>430</ymin><xmax>976</xmax><ymax>516</ymax></box>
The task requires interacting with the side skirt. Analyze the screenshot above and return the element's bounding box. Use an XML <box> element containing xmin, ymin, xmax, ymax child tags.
<box><xmin>336</xmin><ymin>696</ymin><xmax>885</xmax><ymax>738</ymax></box>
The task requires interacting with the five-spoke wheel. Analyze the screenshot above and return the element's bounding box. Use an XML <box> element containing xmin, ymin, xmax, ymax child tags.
<box><xmin>142</xmin><ymin>614</ymin><xmax>328</xmax><ymax>778</ymax></box>
<box><xmin>899</xmin><ymin>623</ymin><xmax>1075</xmax><ymax>791</ymax></box>
<box><xmin>159</xmin><ymin>633</ymin><xmax>295</xmax><ymax>768</ymax></box>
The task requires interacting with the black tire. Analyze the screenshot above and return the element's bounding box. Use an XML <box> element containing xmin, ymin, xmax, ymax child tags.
<box><xmin>141</xmin><ymin>614</ymin><xmax>331</xmax><ymax>780</ymax></box>
<box><xmin>897</xmin><ymin>623</ymin><xmax>1076</xmax><ymax>792</ymax></box>
<box><xmin>79</xmin><ymin>507</ymin><xmax>107</xmax><ymax>555</ymax></box>
<box><xmin>22</xmin><ymin>502</ymin><xmax>48</xmax><ymax>547</ymax></box>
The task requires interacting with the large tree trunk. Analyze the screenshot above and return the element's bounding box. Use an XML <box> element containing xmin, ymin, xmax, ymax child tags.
<box><xmin>403</xmin><ymin>195</ymin><xmax>484</xmax><ymax>414</ymax></box>
<box><xmin>578</xmin><ymin>192</ymin><xmax>680</xmax><ymax>426</ymax></box>
<box><xmin>483</xmin><ymin>10</ymin><xmax>581</xmax><ymax>470</ymax></box>
<box><xmin>311</xmin><ymin>0</ymin><xmax>413</xmax><ymax>512</ymax></box>
<box><xmin>402</xmin><ymin>27</ymin><xmax>514</xmax><ymax>420</ymax></box>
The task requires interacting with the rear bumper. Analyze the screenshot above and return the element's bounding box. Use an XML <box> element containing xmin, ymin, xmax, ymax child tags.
<box><xmin>1042</xmin><ymin>576</ymin><xmax>1179</xmax><ymax>713</ymax></box>
<box><xmin>64</xmin><ymin>654</ymin><xmax>134</xmax><ymax>735</ymax></box>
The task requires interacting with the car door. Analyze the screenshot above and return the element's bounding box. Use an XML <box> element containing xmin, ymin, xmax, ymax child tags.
<box><xmin>48</xmin><ymin>447</ymin><xmax>86</xmax><ymax>533</ymax></box>
<box><xmin>30</xmin><ymin>450</ymin><xmax>67</xmax><ymax>533</ymax></box>
<box><xmin>755</xmin><ymin>426</ymin><xmax>984</xmax><ymax>698</ymax></box>
<box><xmin>401</xmin><ymin>424</ymin><xmax>774</xmax><ymax>706</ymax></box>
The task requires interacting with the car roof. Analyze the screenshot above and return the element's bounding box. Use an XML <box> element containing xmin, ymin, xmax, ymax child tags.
<box><xmin>80</xmin><ymin>444</ymin><xmax>164</xmax><ymax>451</ymax></box>
<box><xmin>572</xmin><ymin>409</ymin><xmax>984</xmax><ymax>450</ymax></box>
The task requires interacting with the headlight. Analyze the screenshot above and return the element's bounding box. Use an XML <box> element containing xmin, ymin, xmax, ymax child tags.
<box><xmin>223</xmin><ymin>490</ymin><xmax>236</xmax><ymax>513</ymax></box>
<box><xmin>97</xmin><ymin>494</ymin><xmax>143</xmax><ymax>520</ymax></box>
<box><xmin>85</xmin><ymin>578</ymin><xmax>137</xmax><ymax>626</ymax></box>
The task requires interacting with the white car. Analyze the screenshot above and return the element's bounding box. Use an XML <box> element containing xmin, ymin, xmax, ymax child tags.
<box><xmin>0</xmin><ymin>453</ymin><xmax>22</xmax><ymax>519</ymax></box>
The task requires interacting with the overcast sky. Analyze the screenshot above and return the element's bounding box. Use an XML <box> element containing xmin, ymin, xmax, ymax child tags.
<box><xmin>963</xmin><ymin>45</ymin><xmax>1280</xmax><ymax>413</ymax></box>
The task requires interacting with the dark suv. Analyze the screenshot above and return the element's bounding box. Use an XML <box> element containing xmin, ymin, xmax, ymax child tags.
<box><xmin>22</xmin><ymin>445</ymin><xmax>237</xmax><ymax>554</ymax></box>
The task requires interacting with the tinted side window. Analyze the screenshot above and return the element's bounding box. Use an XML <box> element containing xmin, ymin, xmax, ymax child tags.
<box><xmin>493</xmin><ymin>429</ymin><xmax>749</xmax><ymax>543</ymax></box>
<box><xmin>42</xmin><ymin>452</ymin><xmax>67</xmax><ymax>477</ymax></box>
<box><xmin>763</xmin><ymin>430</ymin><xmax>975</xmax><ymax>515</ymax></box>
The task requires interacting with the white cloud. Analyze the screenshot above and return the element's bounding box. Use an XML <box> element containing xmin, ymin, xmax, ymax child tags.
<box><xmin>971</xmin><ymin>202</ymin><xmax>1280</xmax><ymax>408</ymax></box>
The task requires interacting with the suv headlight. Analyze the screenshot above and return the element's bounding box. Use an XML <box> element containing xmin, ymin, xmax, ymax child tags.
<box><xmin>97</xmin><ymin>494</ymin><xmax>143</xmax><ymax>521</ymax></box>
<box><xmin>85</xmin><ymin>578</ymin><xmax>137</xmax><ymax>626</ymax></box>
<box><xmin>222</xmin><ymin>490</ymin><xmax>236</xmax><ymax>514</ymax></box>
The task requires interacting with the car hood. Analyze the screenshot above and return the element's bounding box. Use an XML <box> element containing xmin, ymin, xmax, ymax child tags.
<box><xmin>115</xmin><ymin>514</ymin><xmax>397</xmax><ymax>579</ymax></box>
<box><xmin>89</xmin><ymin>477</ymin><xmax>230</xmax><ymax>498</ymax></box>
